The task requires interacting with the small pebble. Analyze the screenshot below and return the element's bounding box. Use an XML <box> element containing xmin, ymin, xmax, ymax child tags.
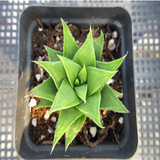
<box><xmin>56</xmin><ymin>36</ymin><xmax>60</xmax><ymax>42</ymax></box>
<box><xmin>108</xmin><ymin>39</ymin><xmax>116</xmax><ymax>51</ymax></box>
<box><xmin>29</xmin><ymin>99</ymin><xmax>37</xmax><ymax>107</ymax></box>
<box><xmin>35</xmin><ymin>74</ymin><xmax>41</xmax><ymax>82</ymax></box>
<box><xmin>44</xmin><ymin>110</ymin><xmax>50</xmax><ymax>120</ymax></box>
<box><xmin>105</xmin><ymin>33</ymin><xmax>108</xmax><ymax>38</ymax></box>
<box><xmin>118</xmin><ymin>117</ymin><xmax>124</xmax><ymax>124</ymax></box>
<box><xmin>32</xmin><ymin>118</ymin><xmax>37</xmax><ymax>127</ymax></box>
<box><xmin>40</xmin><ymin>68</ymin><xmax>44</xmax><ymax>78</ymax></box>
<box><xmin>38</xmin><ymin>27</ymin><xmax>43</xmax><ymax>32</ymax></box>
<box><xmin>54</xmin><ymin>43</ymin><xmax>59</xmax><ymax>50</ymax></box>
<box><xmin>51</xmin><ymin>116</ymin><xmax>56</xmax><ymax>123</ymax></box>
<box><xmin>40</xmin><ymin>135</ymin><xmax>45</xmax><ymax>140</ymax></box>
<box><xmin>107</xmin><ymin>79</ymin><xmax>114</xmax><ymax>85</ymax></box>
<box><xmin>37</xmin><ymin>56</ymin><xmax>43</xmax><ymax>68</ymax></box>
<box><xmin>48</xmin><ymin>128</ymin><xmax>53</xmax><ymax>134</ymax></box>
<box><xmin>43</xmin><ymin>79</ymin><xmax>46</xmax><ymax>82</ymax></box>
<box><xmin>38</xmin><ymin>56</ymin><xmax>43</xmax><ymax>61</ymax></box>
<box><xmin>118</xmin><ymin>93</ymin><xmax>123</xmax><ymax>99</ymax></box>
<box><xmin>118</xmin><ymin>89</ymin><xmax>123</xmax><ymax>99</ymax></box>
<box><xmin>75</xmin><ymin>40</ymin><xmax>79</xmax><ymax>44</ymax></box>
<box><xmin>102</xmin><ymin>110</ymin><xmax>107</xmax><ymax>116</ymax></box>
<box><xmin>112</xmin><ymin>31</ymin><xmax>118</xmax><ymax>39</ymax></box>
<box><xmin>89</xmin><ymin>127</ymin><xmax>97</xmax><ymax>138</ymax></box>
<box><xmin>101</xmin><ymin>57</ymin><xmax>106</xmax><ymax>62</ymax></box>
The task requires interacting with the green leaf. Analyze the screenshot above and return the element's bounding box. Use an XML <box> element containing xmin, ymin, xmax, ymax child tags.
<box><xmin>58</xmin><ymin>55</ymin><xmax>81</xmax><ymax>88</ymax></box>
<box><xmin>78</xmin><ymin>64</ymin><xmax>87</xmax><ymax>83</ymax></box>
<box><xmin>96</xmin><ymin>54</ymin><xmax>127</xmax><ymax>71</ymax></box>
<box><xmin>51</xmin><ymin>107</ymin><xmax>82</xmax><ymax>153</ymax></box>
<box><xmin>65</xmin><ymin>114</ymin><xmax>86</xmax><ymax>151</ymax></box>
<box><xmin>46</xmin><ymin>55</ymin><xmax>49</xmax><ymax>61</ymax></box>
<box><xmin>94</xmin><ymin>31</ymin><xmax>104</xmax><ymax>61</ymax></box>
<box><xmin>108</xmin><ymin>86</ymin><xmax>123</xmax><ymax>98</ymax></box>
<box><xmin>77</xmin><ymin>91</ymin><xmax>104</xmax><ymax>128</ymax></box>
<box><xmin>61</xmin><ymin>19</ymin><xmax>79</xmax><ymax>59</ymax></box>
<box><xmin>44</xmin><ymin>45</ymin><xmax>63</xmax><ymax>62</ymax></box>
<box><xmin>100</xmin><ymin>85</ymin><xmax>129</xmax><ymax>113</ymax></box>
<box><xmin>74</xmin><ymin>78</ymin><xmax>80</xmax><ymax>86</ymax></box>
<box><xmin>33</xmin><ymin>61</ymin><xmax>66</xmax><ymax>89</ymax></box>
<box><xmin>75</xmin><ymin>84</ymin><xmax>87</xmax><ymax>103</ymax></box>
<box><xmin>73</xmin><ymin>27</ymin><xmax>96</xmax><ymax>67</ymax></box>
<box><xmin>48</xmin><ymin>79</ymin><xmax>81</xmax><ymax>114</ymax></box>
<box><xmin>29</xmin><ymin>77</ymin><xmax>57</xmax><ymax>102</ymax></box>
<box><xmin>87</xmin><ymin>67</ymin><xmax>117</xmax><ymax>96</ymax></box>
<box><xmin>35</xmin><ymin>99</ymin><xmax>52</xmax><ymax>110</ymax></box>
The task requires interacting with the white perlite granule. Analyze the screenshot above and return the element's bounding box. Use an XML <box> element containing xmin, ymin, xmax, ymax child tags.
<box><xmin>56</xmin><ymin>36</ymin><xmax>60</xmax><ymax>42</ymax></box>
<box><xmin>75</xmin><ymin>40</ymin><xmax>79</xmax><ymax>44</ymax></box>
<box><xmin>51</xmin><ymin>116</ymin><xmax>56</xmax><ymax>123</ymax></box>
<box><xmin>35</xmin><ymin>74</ymin><xmax>41</xmax><ymax>82</ymax></box>
<box><xmin>89</xmin><ymin>127</ymin><xmax>97</xmax><ymax>138</ymax></box>
<box><xmin>108</xmin><ymin>39</ymin><xmax>116</xmax><ymax>51</ymax></box>
<box><xmin>38</xmin><ymin>56</ymin><xmax>43</xmax><ymax>61</ymax></box>
<box><xmin>40</xmin><ymin>135</ymin><xmax>45</xmax><ymax>140</ymax></box>
<box><xmin>118</xmin><ymin>117</ymin><xmax>124</xmax><ymax>124</ymax></box>
<box><xmin>44</xmin><ymin>110</ymin><xmax>50</xmax><ymax>120</ymax></box>
<box><xmin>39</xmin><ymin>67</ymin><xmax>44</xmax><ymax>78</ymax></box>
<box><xmin>112</xmin><ymin>31</ymin><xmax>118</xmax><ymax>39</ymax></box>
<box><xmin>118</xmin><ymin>93</ymin><xmax>123</xmax><ymax>99</ymax></box>
<box><xmin>43</xmin><ymin>79</ymin><xmax>46</xmax><ymax>82</ymax></box>
<box><xmin>107</xmin><ymin>79</ymin><xmax>114</xmax><ymax>85</ymax></box>
<box><xmin>29</xmin><ymin>99</ymin><xmax>37</xmax><ymax>107</ymax></box>
<box><xmin>38</xmin><ymin>27</ymin><xmax>43</xmax><ymax>32</ymax></box>
<box><xmin>54</xmin><ymin>43</ymin><xmax>58</xmax><ymax>50</ymax></box>
<box><xmin>48</xmin><ymin>128</ymin><xmax>53</xmax><ymax>134</ymax></box>
<box><xmin>32</xmin><ymin>118</ymin><xmax>37</xmax><ymax>127</ymax></box>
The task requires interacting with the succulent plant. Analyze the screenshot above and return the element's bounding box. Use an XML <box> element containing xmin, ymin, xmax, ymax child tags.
<box><xmin>29</xmin><ymin>19</ymin><xmax>129</xmax><ymax>153</ymax></box>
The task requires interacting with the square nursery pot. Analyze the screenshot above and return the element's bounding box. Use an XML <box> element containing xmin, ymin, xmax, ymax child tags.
<box><xmin>16</xmin><ymin>6</ymin><xmax>138</xmax><ymax>159</ymax></box>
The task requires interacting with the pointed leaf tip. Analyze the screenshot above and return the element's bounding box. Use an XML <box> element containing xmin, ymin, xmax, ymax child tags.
<box><xmin>57</xmin><ymin>55</ymin><xmax>81</xmax><ymax>88</ymax></box>
<box><xmin>96</xmin><ymin>53</ymin><xmax>127</xmax><ymax>71</ymax></box>
<box><xmin>108</xmin><ymin>85</ymin><xmax>123</xmax><ymax>98</ymax></box>
<box><xmin>33</xmin><ymin>61</ymin><xmax>66</xmax><ymax>89</ymax></box>
<box><xmin>61</xmin><ymin>19</ymin><xmax>79</xmax><ymax>60</ymax></box>
<box><xmin>44</xmin><ymin>45</ymin><xmax>63</xmax><ymax>62</ymax></box>
<box><xmin>29</xmin><ymin>77</ymin><xmax>57</xmax><ymax>102</ymax></box>
<box><xmin>35</xmin><ymin>99</ymin><xmax>52</xmax><ymax>110</ymax></box>
<box><xmin>51</xmin><ymin>108</ymin><xmax>82</xmax><ymax>152</ymax></box>
<box><xmin>75</xmin><ymin>84</ymin><xmax>87</xmax><ymax>103</ymax></box>
<box><xmin>87</xmin><ymin>67</ymin><xmax>117</xmax><ymax>96</ymax></box>
<box><xmin>65</xmin><ymin>114</ymin><xmax>86</xmax><ymax>150</ymax></box>
<box><xmin>77</xmin><ymin>91</ymin><xmax>104</xmax><ymax>128</ymax></box>
<box><xmin>73</xmin><ymin>28</ymin><xmax>96</xmax><ymax>67</ymax></box>
<box><xmin>100</xmin><ymin>85</ymin><xmax>129</xmax><ymax>113</ymax></box>
<box><xmin>48</xmin><ymin>79</ymin><xmax>81</xmax><ymax>114</ymax></box>
<box><xmin>78</xmin><ymin>64</ymin><xmax>87</xmax><ymax>83</ymax></box>
<box><xmin>94</xmin><ymin>31</ymin><xmax>104</xmax><ymax>61</ymax></box>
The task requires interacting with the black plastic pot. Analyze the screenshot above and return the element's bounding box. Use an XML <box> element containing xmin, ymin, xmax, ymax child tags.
<box><xmin>16</xmin><ymin>6</ymin><xmax>137</xmax><ymax>159</ymax></box>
